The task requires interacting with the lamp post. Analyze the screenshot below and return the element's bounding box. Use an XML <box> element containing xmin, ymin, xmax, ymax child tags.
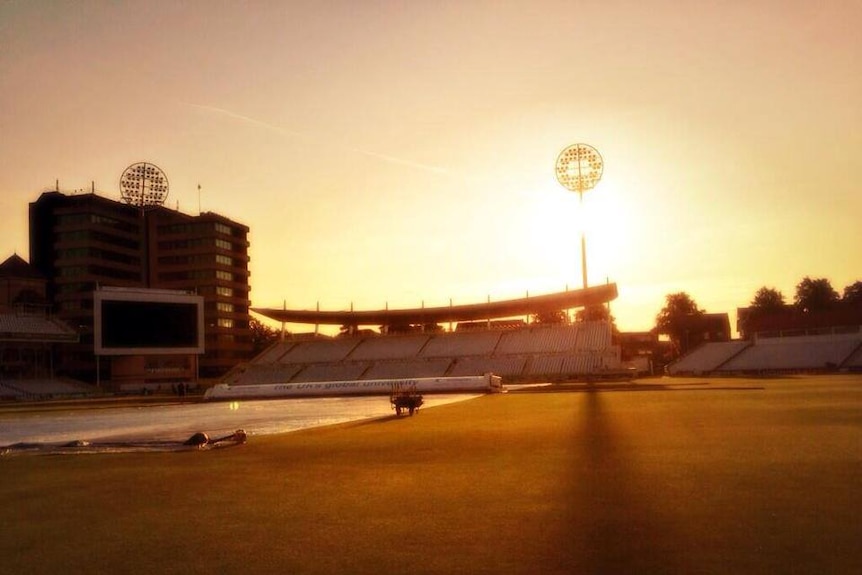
<box><xmin>555</xmin><ymin>144</ymin><xmax>603</xmax><ymax>290</ymax></box>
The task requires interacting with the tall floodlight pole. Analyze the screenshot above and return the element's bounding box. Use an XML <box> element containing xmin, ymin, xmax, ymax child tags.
<box><xmin>555</xmin><ymin>144</ymin><xmax>603</xmax><ymax>290</ymax></box>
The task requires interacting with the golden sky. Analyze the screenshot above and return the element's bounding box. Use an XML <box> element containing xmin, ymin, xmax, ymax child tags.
<box><xmin>1</xmin><ymin>1</ymin><xmax>860</xmax><ymax>334</ymax></box>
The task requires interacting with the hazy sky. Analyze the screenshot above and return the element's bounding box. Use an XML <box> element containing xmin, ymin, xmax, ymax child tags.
<box><xmin>2</xmin><ymin>1</ymin><xmax>860</xmax><ymax>334</ymax></box>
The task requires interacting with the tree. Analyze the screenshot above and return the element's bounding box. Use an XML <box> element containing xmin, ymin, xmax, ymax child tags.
<box><xmin>750</xmin><ymin>286</ymin><xmax>785</xmax><ymax>311</ymax></box>
<box><xmin>249</xmin><ymin>318</ymin><xmax>280</xmax><ymax>355</ymax></box>
<box><xmin>794</xmin><ymin>276</ymin><xmax>839</xmax><ymax>313</ymax></box>
<box><xmin>843</xmin><ymin>281</ymin><xmax>862</xmax><ymax>306</ymax></box>
<box><xmin>574</xmin><ymin>305</ymin><xmax>610</xmax><ymax>323</ymax></box>
<box><xmin>532</xmin><ymin>309</ymin><xmax>567</xmax><ymax>324</ymax></box>
<box><xmin>655</xmin><ymin>292</ymin><xmax>704</xmax><ymax>355</ymax></box>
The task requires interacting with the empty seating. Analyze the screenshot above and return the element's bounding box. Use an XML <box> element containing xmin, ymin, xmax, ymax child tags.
<box><xmin>448</xmin><ymin>356</ymin><xmax>527</xmax><ymax>378</ymax></box>
<box><xmin>228</xmin><ymin>363</ymin><xmax>302</xmax><ymax>385</ymax></box>
<box><xmin>0</xmin><ymin>378</ymin><xmax>94</xmax><ymax>398</ymax></box>
<box><xmin>253</xmin><ymin>341</ymin><xmax>295</xmax><ymax>363</ymax></box>
<box><xmin>527</xmin><ymin>355</ymin><xmax>563</xmax><ymax>377</ymax></box>
<box><xmin>497</xmin><ymin>325</ymin><xmax>575</xmax><ymax>354</ymax></box>
<box><xmin>230</xmin><ymin>320</ymin><xmax>619</xmax><ymax>385</ymax></box>
<box><xmin>668</xmin><ymin>340</ymin><xmax>751</xmax><ymax>375</ymax></box>
<box><xmin>843</xmin><ymin>343</ymin><xmax>862</xmax><ymax>369</ymax></box>
<box><xmin>280</xmin><ymin>338</ymin><xmax>360</xmax><ymax>364</ymax></box>
<box><xmin>561</xmin><ymin>355</ymin><xmax>596</xmax><ymax>374</ymax></box>
<box><xmin>719</xmin><ymin>335</ymin><xmax>861</xmax><ymax>372</ymax></box>
<box><xmin>363</xmin><ymin>358</ymin><xmax>452</xmax><ymax>380</ymax></box>
<box><xmin>349</xmin><ymin>335</ymin><xmax>430</xmax><ymax>361</ymax></box>
<box><xmin>577</xmin><ymin>322</ymin><xmax>612</xmax><ymax>350</ymax></box>
<box><xmin>292</xmin><ymin>362</ymin><xmax>370</xmax><ymax>383</ymax></box>
<box><xmin>671</xmin><ymin>333</ymin><xmax>862</xmax><ymax>374</ymax></box>
<box><xmin>420</xmin><ymin>330</ymin><xmax>501</xmax><ymax>357</ymax></box>
<box><xmin>0</xmin><ymin>314</ymin><xmax>77</xmax><ymax>338</ymax></box>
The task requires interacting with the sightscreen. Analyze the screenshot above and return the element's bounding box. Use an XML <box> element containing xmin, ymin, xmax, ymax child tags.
<box><xmin>94</xmin><ymin>289</ymin><xmax>204</xmax><ymax>356</ymax></box>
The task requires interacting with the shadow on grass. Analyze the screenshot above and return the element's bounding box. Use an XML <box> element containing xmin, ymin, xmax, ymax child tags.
<box><xmin>510</xmin><ymin>381</ymin><xmax>764</xmax><ymax>394</ymax></box>
<box><xmin>559</xmin><ymin>389</ymin><xmax>691</xmax><ymax>573</ymax></box>
<box><xmin>336</xmin><ymin>413</ymin><xmax>407</xmax><ymax>429</ymax></box>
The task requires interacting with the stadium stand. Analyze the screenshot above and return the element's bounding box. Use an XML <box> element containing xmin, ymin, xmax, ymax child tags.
<box><xmin>0</xmin><ymin>313</ymin><xmax>77</xmax><ymax>340</ymax></box>
<box><xmin>842</xmin><ymin>342</ymin><xmax>862</xmax><ymax>369</ymax></box>
<box><xmin>292</xmin><ymin>362</ymin><xmax>371</xmax><ymax>383</ymax></box>
<box><xmin>561</xmin><ymin>354</ymin><xmax>603</xmax><ymax>375</ymax></box>
<box><xmin>348</xmin><ymin>334</ymin><xmax>431</xmax><ymax>361</ymax></box>
<box><xmin>363</xmin><ymin>358</ymin><xmax>452</xmax><ymax>379</ymax></box>
<box><xmin>225</xmin><ymin>363</ymin><xmax>304</xmax><ymax>385</ymax></box>
<box><xmin>667</xmin><ymin>340</ymin><xmax>752</xmax><ymax>375</ymax></box>
<box><xmin>227</xmin><ymin>321</ymin><xmax>620</xmax><ymax>385</ymax></box>
<box><xmin>719</xmin><ymin>334</ymin><xmax>861</xmax><ymax>373</ymax></box>
<box><xmin>448</xmin><ymin>355</ymin><xmax>528</xmax><ymax>378</ymax></box>
<box><xmin>279</xmin><ymin>338</ymin><xmax>360</xmax><ymax>363</ymax></box>
<box><xmin>420</xmin><ymin>330</ymin><xmax>502</xmax><ymax>358</ymax></box>
<box><xmin>527</xmin><ymin>354</ymin><xmax>564</xmax><ymax>378</ymax></box>
<box><xmin>0</xmin><ymin>377</ymin><xmax>95</xmax><ymax>400</ymax></box>
<box><xmin>254</xmin><ymin>341</ymin><xmax>295</xmax><ymax>364</ymax></box>
<box><xmin>577</xmin><ymin>322</ymin><xmax>614</xmax><ymax>350</ymax></box>
<box><xmin>497</xmin><ymin>325</ymin><xmax>580</xmax><ymax>354</ymax></box>
<box><xmin>668</xmin><ymin>331</ymin><xmax>862</xmax><ymax>375</ymax></box>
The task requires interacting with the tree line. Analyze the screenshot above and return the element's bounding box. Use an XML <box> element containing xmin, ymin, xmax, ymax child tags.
<box><xmin>656</xmin><ymin>276</ymin><xmax>862</xmax><ymax>355</ymax></box>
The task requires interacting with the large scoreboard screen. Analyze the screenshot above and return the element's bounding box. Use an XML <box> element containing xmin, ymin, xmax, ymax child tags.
<box><xmin>94</xmin><ymin>288</ymin><xmax>205</xmax><ymax>356</ymax></box>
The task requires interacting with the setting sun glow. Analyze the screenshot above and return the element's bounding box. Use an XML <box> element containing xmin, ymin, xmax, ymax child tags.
<box><xmin>1</xmin><ymin>2</ymin><xmax>859</xmax><ymax>335</ymax></box>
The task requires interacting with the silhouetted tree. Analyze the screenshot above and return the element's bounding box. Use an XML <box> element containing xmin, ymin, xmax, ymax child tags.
<box><xmin>655</xmin><ymin>292</ymin><xmax>704</xmax><ymax>355</ymax></box>
<box><xmin>842</xmin><ymin>281</ymin><xmax>862</xmax><ymax>306</ymax></box>
<box><xmin>574</xmin><ymin>305</ymin><xmax>612</xmax><ymax>323</ymax></box>
<box><xmin>794</xmin><ymin>277</ymin><xmax>839</xmax><ymax>313</ymax></box>
<box><xmin>532</xmin><ymin>309</ymin><xmax>567</xmax><ymax>324</ymax></box>
<box><xmin>249</xmin><ymin>318</ymin><xmax>280</xmax><ymax>355</ymax></box>
<box><xmin>575</xmin><ymin>304</ymin><xmax>620</xmax><ymax>340</ymax></box>
<box><xmin>749</xmin><ymin>286</ymin><xmax>786</xmax><ymax>314</ymax></box>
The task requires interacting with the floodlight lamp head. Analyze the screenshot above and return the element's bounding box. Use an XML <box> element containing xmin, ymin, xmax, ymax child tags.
<box><xmin>555</xmin><ymin>144</ymin><xmax>603</xmax><ymax>194</ymax></box>
<box><xmin>119</xmin><ymin>162</ymin><xmax>169</xmax><ymax>208</ymax></box>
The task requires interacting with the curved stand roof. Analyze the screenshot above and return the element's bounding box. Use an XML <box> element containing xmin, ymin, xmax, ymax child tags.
<box><xmin>253</xmin><ymin>283</ymin><xmax>617</xmax><ymax>326</ymax></box>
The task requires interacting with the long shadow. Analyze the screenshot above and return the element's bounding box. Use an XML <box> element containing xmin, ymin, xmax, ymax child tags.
<box><xmin>557</xmin><ymin>389</ymin><xmax>690</xmax><ymax>573</ymax></box>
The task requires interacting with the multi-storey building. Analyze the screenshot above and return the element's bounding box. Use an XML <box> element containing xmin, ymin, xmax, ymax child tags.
<box><xmin>29</xmin><ymin>190</ymin><xmax>251</xmax><ymax>381</ymax></box>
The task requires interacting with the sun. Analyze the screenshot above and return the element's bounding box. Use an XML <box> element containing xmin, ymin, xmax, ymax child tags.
<box><xmin>513</xmin><ymin>172</ymin><xmax>634</xmax><ymax>295</ymax></box>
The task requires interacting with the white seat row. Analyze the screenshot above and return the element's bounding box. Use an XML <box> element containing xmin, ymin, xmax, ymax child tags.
<box><xmin>349</xmin><ymin>335</ymin><xmax>431</xmax><ymax>361</ymax></box>
<box><xmin>292</xmin><ymin>362</ymin><xmax>370</xmax><ymax>383</ymax></box>
<box><xmin>237</xmin><ymin>322</ymin><xmax>620</xmax><ymax>384</ymax></box>
<box><xmin>420</xmin><ymin>330</ymin><xmax>502</xmax><ymax>358</ymax></box>
<box><xmin>363</xmin><ymin>358</ymin><xmax>452</xmax><ymax>379</ymax></box>
<box><xmin>671</xmin><ymin>333</ymin><xmax>862</xmax><ymax>374</ymax></box>
<box><xmin>668</xmin><ymin>341</ymin><xmax>751</xmax><ymax>375</ymax></box>
<box><xmin>720</xmin><ymin>337</ymin><xmax>860</xmax><ymax>372</ymax></box>
<box><xmin>280</xmin><ymin>338</ymin><xmax>361</xmax><ymax>364</ymax></box>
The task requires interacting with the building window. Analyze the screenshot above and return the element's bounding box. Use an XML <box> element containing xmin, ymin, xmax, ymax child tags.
<box><xmin>57</xmin><ymin>265</ymin><xmax>87</xmax><ymax>277</ymax></box>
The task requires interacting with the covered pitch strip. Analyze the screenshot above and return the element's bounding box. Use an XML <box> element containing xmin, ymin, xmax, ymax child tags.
<box><xmin>204</xmin><ymin>373</ymin><xmax>503</xmax><ymax>401</ymax></box>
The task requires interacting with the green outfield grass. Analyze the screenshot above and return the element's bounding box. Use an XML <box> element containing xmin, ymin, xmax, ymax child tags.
<box><xmin>1</xmin><ymin>375</ymin><xmax>860</xmax><ymax>574</ymax></box>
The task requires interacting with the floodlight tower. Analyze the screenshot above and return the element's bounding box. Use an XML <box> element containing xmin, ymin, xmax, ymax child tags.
<box><xmin>119</xmin><ymin>162</ymin><xmax>169</xmax><ymax>214</ymax></box>
<box><xmin>555</xmin><ymin>144</ymin><xmax>603</xmax><ymax>290</ymax></box>
<box><xmin>119</xmin><ymin>162</ymin><xmax>169</xmax><ymax>288</ymax></box>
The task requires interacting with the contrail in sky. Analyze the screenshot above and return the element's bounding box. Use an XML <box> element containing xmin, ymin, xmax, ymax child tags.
<box><xmin>187</xmin><ymin>103</ymin><xmax>450</xmax><ymax>176</ymax></box>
